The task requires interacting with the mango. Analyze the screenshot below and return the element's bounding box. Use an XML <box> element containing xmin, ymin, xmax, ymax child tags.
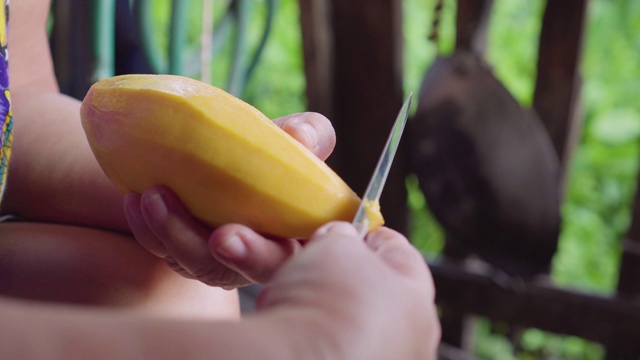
<box><xmin>80</xmin><ymin>74</ymin><xmax>384</xmax><ymax>239</ymax></box>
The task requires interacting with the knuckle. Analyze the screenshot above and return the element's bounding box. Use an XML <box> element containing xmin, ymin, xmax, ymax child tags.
<box><xmin>195</xmin><ymin>264</ymin><xmax>249</xmax><ymax>289</ymax></box>
<box><xmin>164</xmin><ymin>258</ymin><xmax>196</xmax><ymax>280</ymax></box>
<box><xmin>160</xmin><ymin>255</ymin><xmax>253</xmax><ymax>289</ymax></box>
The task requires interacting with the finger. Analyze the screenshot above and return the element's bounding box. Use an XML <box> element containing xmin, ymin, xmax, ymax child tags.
<box><xmin>140</xmin><ymin>185</ymin><xmax>248</xmax><ymax>288</ymax></box>
<box><xmin>123</xmin><ymin>192</ymin><xmax>170</xmax><ymax>259</ymax></box>
<box><xmin>256</xmin><ymin>222</ymin><xmax>363</xmax><ymax>311</ymax></box>
<box><xmin>124</xmin><ymin>192</ymin><xmax>197</xmax><ymax>280</ymax></box>
<box><xmin>365</xmin><ymin>227</ymin><xmax>431</xmax><ymax>282</ymax></box>
<box><xmin>273</xmin><ymin>112</ymin><xmax>336</xmax><ymax>161</ymax></box>
<box><xmin>209</xmin><ymin>224</ymin><xmax>299</xmax><ymax>284</ymax></box>
<box><xmin>256</xmin><ymin>221</ymin><xmax>360</xmax><ymax>311</ymax></box>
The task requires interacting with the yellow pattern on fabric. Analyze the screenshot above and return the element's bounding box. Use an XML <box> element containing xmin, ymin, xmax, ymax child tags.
<box><xmin>0</xmin><ymin>0</ymin><xmax>10</xmax><ymax>199</ymax></box>
<box><xmin>0</xmin><ymin>2</ymin><xmax>5</xmax><ymax>47</ymax></box>
<box><xmin>0</xmin><ymin>89</ymin><xmax>11</xmax><ymax>191</ymax></box>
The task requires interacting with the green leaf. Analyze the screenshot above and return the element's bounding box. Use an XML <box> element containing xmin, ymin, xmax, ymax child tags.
<box><xmin>589</xmin><ymin>108</ymin><xmax>640</xmax><ymax>145</ymax></box>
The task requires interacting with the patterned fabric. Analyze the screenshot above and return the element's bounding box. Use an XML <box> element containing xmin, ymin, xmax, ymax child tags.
<box><xmin>0</xmin><ymin>0</ymin><xmax>11</xmax><ymax>200</ymax></box>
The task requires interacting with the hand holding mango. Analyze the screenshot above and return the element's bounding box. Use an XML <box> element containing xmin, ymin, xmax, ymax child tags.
<box><xmin>80</xmin><ymin>74</ymin><xmax>384</xmax><ymax>240</ymax></box>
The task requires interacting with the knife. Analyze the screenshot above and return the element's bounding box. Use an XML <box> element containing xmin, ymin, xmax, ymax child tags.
<box><xmin>352</xmin><ymin>93</ymin><xmax>413</xmax><ymax>239</ymax></box>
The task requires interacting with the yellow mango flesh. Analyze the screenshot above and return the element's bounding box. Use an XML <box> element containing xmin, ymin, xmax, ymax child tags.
<box><xmin>80</xmin><ymin>74</ymin><xmax>384</xmax><ymax>239</ymax></box>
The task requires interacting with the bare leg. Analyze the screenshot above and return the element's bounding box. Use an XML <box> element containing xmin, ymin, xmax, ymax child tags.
<box><xmin>0</xmin><ymin>222</ymin><xmax>240</xmax><ymax>319</ymax></box>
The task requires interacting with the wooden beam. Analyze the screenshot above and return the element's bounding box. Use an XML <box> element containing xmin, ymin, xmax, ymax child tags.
<box><xmin>429</xmin><ymin>259</ymin><xmax>640</xmax><ymax>352</ymax></box>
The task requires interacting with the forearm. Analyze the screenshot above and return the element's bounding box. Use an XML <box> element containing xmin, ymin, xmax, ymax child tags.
<box><xmin>2</xmin><ymin>0</ymin><xmax>127</xmax><ymax>231</ymax></box>
<box><xmin>0</xmin><ymin>297</ymin><xmax>324</xmax><ymax>360</ymax></box>
<box><xmin>1</xmin><ymin>91</ymin><xmax>129</xmax><ymax>231</ymax></box>
<box><xmin>0</xmin><ymin>222</ymin><xmax>240</xmax><ymax>315</ymax></box>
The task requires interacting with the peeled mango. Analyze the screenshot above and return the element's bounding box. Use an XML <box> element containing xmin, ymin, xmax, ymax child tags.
<box><xmin>80</xmin><ymin>74</ymin><xmax>384</xmax><ymax>239</ymax></box>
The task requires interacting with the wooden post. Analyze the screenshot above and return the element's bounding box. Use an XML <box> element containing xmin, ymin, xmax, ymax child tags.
<box><xmin>299</xmin><ymin>0</ymin><xmax>406</xmax><ymax>232</ymax></box>
<box><xmin>298</xmin><ymin>0</ymin><xmax>334</xmax><ymax>119</ymax></box>
<box><xmin>532</xmin><ymin>0</ymin><xmax>588</xmax><ymax>183</ymax></box>
<box><xmin>436</xmin><ymin>0</ymin><xmax>495</xmax><ymax>350</ymax></box>
<box><xmin>618</xmin><ymin>189</ymin><xmax>640</xmax><ymax>296</ymax></box>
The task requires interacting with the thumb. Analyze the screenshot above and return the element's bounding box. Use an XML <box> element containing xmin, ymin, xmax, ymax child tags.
<box><xmin>307</xmin><ymin>222</ymin><xmax>360</xmax><ymax>244</ymax></box>
<box><xmin>365</xmin><ymin>227</ymin><xmax>435</xmax><ymax>299</ymax></box>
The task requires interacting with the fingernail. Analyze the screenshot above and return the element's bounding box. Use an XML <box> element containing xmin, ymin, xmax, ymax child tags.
<box><xmin>143</xmin><ymin>193</ymin><xmax>168</xmax><ymax>220</ymax></box>
<box><xmin>365</xmin><ymin>232</ymin><xmax>386</xmax><ymax>249</ymax></box>
<box><xmin>217</xmin><ymin>235</ymin><xmax>247</xmax><ymax>259</ymax></box>
<box><xmin>299</xmin><ymin>123</ymin><xmax>318</xmax><ymax>149</ymax></box>
<box><xmin>313</xmin><ymin>222</ymin><xmax>357</xmax><ymax>238</ymax></box>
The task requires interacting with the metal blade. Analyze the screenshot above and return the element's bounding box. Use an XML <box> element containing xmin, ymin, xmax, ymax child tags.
<box><xmin>352</xmin><ymin>93</ymin><xmax>412</xmax><ymax>239</ymax></box>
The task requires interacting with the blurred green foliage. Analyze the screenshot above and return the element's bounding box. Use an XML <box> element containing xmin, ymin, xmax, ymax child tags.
<box><xmin>240</xmin><ymin>0</ymin><xmax>306</xmax><ymax>117</ymax></box>
<box><xmin>553</xmin><ymin>0</ymin><xmax>640</xmax><ymax>295</ymax></box>
<box><xmin>147</xmin><ymin>0</ymin><xmax>306</xmax><ymax>116</ymax></box>
<box><xmin>150</xmin><ymin>0</ymin><xmax>639</xmax><ymax>358</ymax></box>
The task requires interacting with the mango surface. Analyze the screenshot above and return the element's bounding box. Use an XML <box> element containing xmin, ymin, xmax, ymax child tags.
<box><xmin>80</xmin><ymin>74</ymin><xmax>384</xmax><ymax>239</ymax></box>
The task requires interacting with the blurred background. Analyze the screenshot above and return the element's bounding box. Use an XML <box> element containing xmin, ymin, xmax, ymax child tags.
<box><xmin>49</xmin><ymin>0</ymin><xmax>640</xmax><ymax>358</ymax></box>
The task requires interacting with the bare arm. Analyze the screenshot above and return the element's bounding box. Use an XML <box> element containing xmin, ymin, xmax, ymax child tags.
<box><xmin>0</xmin><ymin>223</ymin><xmax>440</xmax><ymax>360</ymax></box>
<box><xmin>0</xmin><ymin>1</ymin><xmax>239</xmax><ymax>311</ymax></box>
<box><xmin>2</xmin><ymin>91</ymin><xmax>129</xmax><ymax>229</ymax></box>
<box><xmin>0</xmin><ymin>296</ymin><xmax>309</xmax><ymax>360</ymax></box>
<box><xmin>1</xmin><ymin>0</ymin><xmax>129</xmax><ymax>230</ymax></box>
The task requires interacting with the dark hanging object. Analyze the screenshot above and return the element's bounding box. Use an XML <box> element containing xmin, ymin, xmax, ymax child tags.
<box><xmin>408</xmin><ymin>49</ymin><xmax>561</xmax><ymax>279</ymax></box>
<box><xmin>114</xmin><ymin>0</ymin><xmax>154</xmax><ymax>75</ymax></box>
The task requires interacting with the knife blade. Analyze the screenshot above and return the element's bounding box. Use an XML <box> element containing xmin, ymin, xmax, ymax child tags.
<box><xmin>352</xmin><ymin>93</ymin><xmax>413</xmax><ymax>239</ymax></box>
